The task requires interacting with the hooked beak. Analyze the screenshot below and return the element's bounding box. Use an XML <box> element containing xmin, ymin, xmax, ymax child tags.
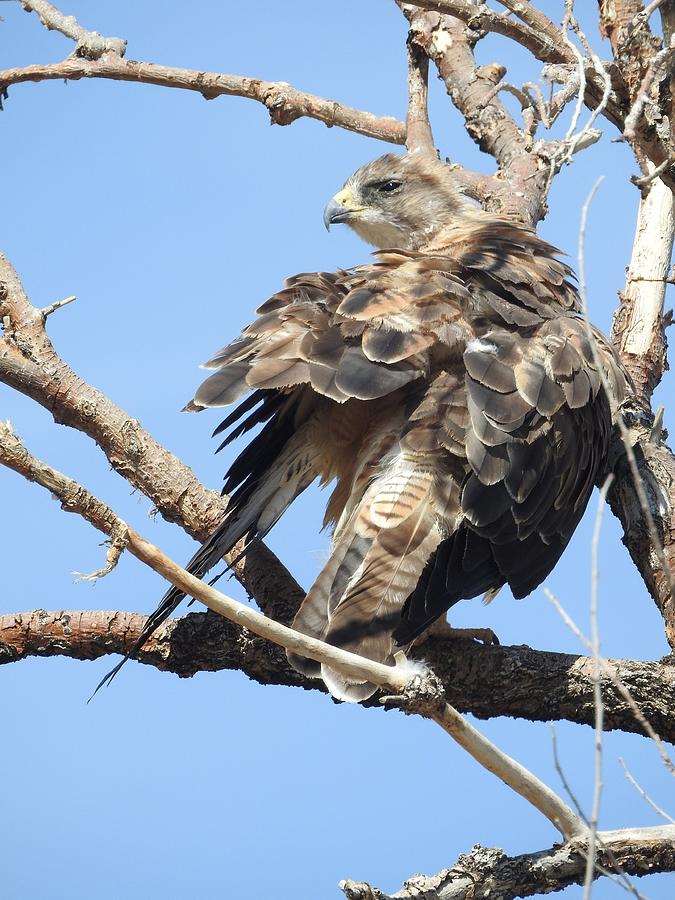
<box><xmin>323</xmin><ymin>187</ymin><xmax>364</xmax><ymax>231</ymax></box>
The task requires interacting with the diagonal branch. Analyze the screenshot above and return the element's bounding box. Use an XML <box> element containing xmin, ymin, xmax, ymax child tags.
<box><xmin>406</xmin><ymin>0</ymin><xmax>569</xmax><ymax>65</ymax></box>
<box><xmin>0</xmin><ymin>418</ymin><xmax>583</xmax><ymax>839</ymax></box>
<box><xmin>6</xmin><ymin>0</ymin><xmax>407</xmax><ymax>142</ymax></box>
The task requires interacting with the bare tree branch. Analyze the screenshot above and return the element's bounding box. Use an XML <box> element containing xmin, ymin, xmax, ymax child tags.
<box><xmin>606</xmin><ymin>171</ymin><xmax>675</xmax><ymax>646</ymax></box>
<box><xmin>620</xmin><ymin>758</ymin><xmax>675</xmax><ymax>825</ymax></box>
<box><xmin>0</xmin><ymin>55</ymin><xmax>407</xmax><ymax>144</ymax></box>
<box><xmin>20</xmin><ymin>0</ymin><xmax>127</xmax><ymax>58</ymax></box>
<box><xmin>339</xmin><ymin>826</ymin><xmax>675</xmax><ymax>900</ymax></box>
<box><xmin>612</xmin><ymin>162</ymin><xmax>675</xmax><ymax>404</ymax></box>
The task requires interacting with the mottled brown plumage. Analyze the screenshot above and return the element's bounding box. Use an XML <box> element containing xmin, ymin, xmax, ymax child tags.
<box><xmin>99</xmin><ymin>153</ymin><xmax>627</xmax><ymax>700</ymax></box>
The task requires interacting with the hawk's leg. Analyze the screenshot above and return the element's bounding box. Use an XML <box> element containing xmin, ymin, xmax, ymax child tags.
<box><xmin>418</xmin><ymin>616</ymin><xmax>500</xmax><ymax>647</ymax></box>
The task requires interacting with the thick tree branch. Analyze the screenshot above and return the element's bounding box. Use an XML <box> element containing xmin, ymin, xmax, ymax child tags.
<box><xmin>0</xmin><ymin>55</ymin><xmax>406</xmax><ymax>144</ymax></box>
<box><xmin>607</xmin><ymin>174</ymin><xmax>675</xmax><ymax>646</ymax></box>
<box><xmin>407</xmin><ymin>0</ymin><xmax>675</xmax><ymax>191</ymax></box>
<box><xmin>340</xmin><ymin>826</ymin><xmax>675</xmax><ymax>899</ymax></box>
<box><xmin>612</xmin><ymin>175</ymin><xmax>673</xmax><ymax>403</ymax></box>
<box><xmin>4</xmin><ymin>605</ymin><xmax>675</xmax><ymax>743</ymax></box>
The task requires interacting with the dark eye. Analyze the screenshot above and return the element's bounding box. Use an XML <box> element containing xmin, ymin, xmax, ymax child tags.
<box><xmin>378</xmin><ymin>180</ymin><xmax>402</xmax><ymax>193</ymax></box>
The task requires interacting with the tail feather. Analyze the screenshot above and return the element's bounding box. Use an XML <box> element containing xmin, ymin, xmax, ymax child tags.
<box><xmin>288</xmin><ymin>531</ymin><xmax>372</xmax><ymax>677</ymax></box>
<box><xmin>288</xmin><ymin>454</ymin><xmax>443</xmax><ymax>701</ymax></box>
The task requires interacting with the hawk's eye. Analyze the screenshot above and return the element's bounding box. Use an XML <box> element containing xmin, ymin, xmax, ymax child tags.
<box><xmin>378</xmin><ymin>180</ymin><xmax>402</xmax><ymax>193</ymax></box>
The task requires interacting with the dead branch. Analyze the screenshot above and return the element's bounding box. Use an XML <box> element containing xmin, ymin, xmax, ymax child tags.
<box><xmin>599</xmin><ymin>0</ymin><xmax>675</xmax><ymax>180</ymax></box>
<box><xmin>20</xmin><ymin>0</ymin><xmax>127</xmax><ymax>59</ymax></box>
<box><xmin>0</xmin><ymin>55</ymin><xmax>406</xmax><ymax>144</ymax></box>
<box><xmin>407</xmin><ymin>0</ymin><xmax>675</xmax><ymax>192</ymax></box>
<box><xmin>339</xmin><ymin>826</ymin><xmax>675</xmax><ymax>900</ymax></box>
<box><xmin>611</xmin><ymin>175</ymin><xmax>673</xmax><ymax>401</ymax></box>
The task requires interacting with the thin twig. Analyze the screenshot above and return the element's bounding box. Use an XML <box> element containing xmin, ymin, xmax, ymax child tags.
<box><xmin>619</xmin><ymin>758</ymin><xmax>675</xmax><ymax>825</ymax></box>
<box><xmin>545</xmin><ymin>587</ymin><xmax>675</xmax><ymax>775</ymax></box>
<box><xmin>632</xmin><ymin>154</ymin><xmax>675</xmax><ymax>187</ymax></box>
<box><xmin>552</xmin><ymin>729</ymin><xmax>646</xmax><ymax>899</ymax></box>
<box><xmin>556</xmin><ymin>2</ymin><xmax>612</xmax><ymax>169</ymax></box>
<box><xmin>584</xmin><ymin>474</ymin><xmax>614</xmax><ymax>899</ymax></box>
<box><xmin>40</xmin><ymin>294</ymin><xmax>76</xmax><ymax>319</ymax></box>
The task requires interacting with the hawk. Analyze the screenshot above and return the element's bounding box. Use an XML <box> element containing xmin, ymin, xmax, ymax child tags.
<box><xmin>103</xmin><ymin>153</ymin><xmax>627</xmax><ymax>700</ymax></box>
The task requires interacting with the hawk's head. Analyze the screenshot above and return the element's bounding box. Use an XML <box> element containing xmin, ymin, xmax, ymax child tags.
<box><xmin>323</xmin><ymin>153</ymin><xmax>474</xmax><ymax>250</ymax></box>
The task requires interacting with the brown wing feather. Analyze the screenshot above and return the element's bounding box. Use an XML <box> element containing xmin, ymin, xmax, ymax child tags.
<box><xmin>395</xmin><ymin>316</ymin><xmax>626</xmax><ymax>645</ymax></box>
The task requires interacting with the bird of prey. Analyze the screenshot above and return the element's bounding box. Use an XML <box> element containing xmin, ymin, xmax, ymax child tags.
<box><xmin>102</xmin><ymin>152</ymin><xmax>627</xmax><ymax>701</ymax></box>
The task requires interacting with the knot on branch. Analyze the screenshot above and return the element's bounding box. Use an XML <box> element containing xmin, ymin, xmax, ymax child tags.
<box><xmin>476</xmin><ymin>62</ymin><xmax>506</xmax><ymax>86</ymax></box>
<box><xmin>72</xmin><ymin>33</ymin><xmax>127</xmax><ymax>61</ymax></box>
<box><xmin>381</xmin><ymin>664</ymin><xmax>446</xmax><ymax>717</ymax></box>
<box><xmin>339</xmin><ymin>880</ymin><xmax>383</xmax><ymax>900</ymax></box>
<box><xmin>443</xmin><ymin>844</ymin><xmax>508</xmax><ymax>888</ymax></box>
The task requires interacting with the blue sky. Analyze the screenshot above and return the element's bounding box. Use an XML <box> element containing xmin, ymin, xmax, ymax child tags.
<box><xmin>1</xmin><ymin>2</ymin><xmax>674</xmax><ymax>897</ymax></box>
